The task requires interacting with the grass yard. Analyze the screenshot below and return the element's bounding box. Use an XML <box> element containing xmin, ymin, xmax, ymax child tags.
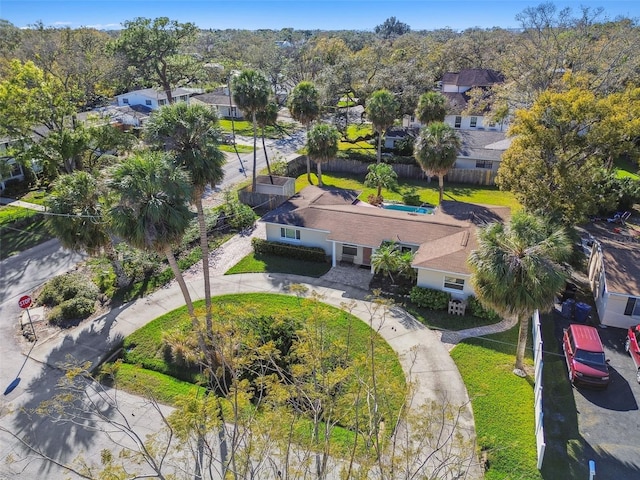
<box><xmin>406</xmin><ymin>304</ymin><xmax>501</xmax><ymax>331</ymax></box>
<box><xmin>0</xmin><ymin>206</ymin><xmax>51</xmax><ymax>260</ymax></box>
<box><xmin>345</xmin><ymin>124</ymin><xmax>373</xmax><ymax>141</ymax></box>
<box><xmin>295</xmin><ymin>172</ymin><xmax>520</xmax><ymax>210</ymax></box>
<box><xmin>115</xmin><ymin>293</ymin><xmax>407</xmax><ymax>455</ymax></box>
<box><xmin>450</xmin><ymin>326</ymin><xmax>541</xmax><ymax>480</ymax></box>
<box><xmin>218</xmin><ymin>119</ymin><xmax>297</xmax><ymax>139</ymax></box>
<box><xmin>220</xmin><ymin>144</ymin><xmax>253</xmax><ymax>154</ymax></box>
<box><xmin>225</xmin><ymin>252</ymin><xmax>332</xmax><ymax>277</ymax></box>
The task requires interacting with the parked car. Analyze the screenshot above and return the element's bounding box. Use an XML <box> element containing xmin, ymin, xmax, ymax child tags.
<box><xmin>562</xmin><ymin>324</ymin><xmax>610</xmax><ymax>389</ymax></box>
<box><xmin>624</xmin><ymin>324</ymin><xmax>640</xmax><ymax>383</ymax></box>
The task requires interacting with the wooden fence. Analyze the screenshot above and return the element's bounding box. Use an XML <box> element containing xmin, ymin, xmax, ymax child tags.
<box><xmin>286</xmin><ymin>156</ymin><xmax>498</xmax><ymax>186</ymax></box>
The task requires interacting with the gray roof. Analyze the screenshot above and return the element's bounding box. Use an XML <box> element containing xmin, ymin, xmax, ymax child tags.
<box><xmin>191</xmin><ymin>88</ymin><xmax>237</xmax><ymax>107</ymax></box>
<box><xmin>116</xmin><ymin>87</ymin><xmax>193</xmax><ymax>101</ymax></box>
<box><xmin>457</xmin><ymin>130</ymin><xmax>511</xmax><ymax>162</ymax></box>
<box><xmin>441</xmin><ymin>69</ymin><xmax>504</xmax><ymax>87</ymax></box>
<box><xmin>261</xmin><ymin>186</ymin><xmax>511</xmax><ymax>275</ymax></box>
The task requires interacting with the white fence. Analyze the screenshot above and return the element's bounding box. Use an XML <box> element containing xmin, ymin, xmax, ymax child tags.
<box><xmin>532</xmin><ymin>310</ymin><xmax>546</xmax><ymax>469</ymax></box>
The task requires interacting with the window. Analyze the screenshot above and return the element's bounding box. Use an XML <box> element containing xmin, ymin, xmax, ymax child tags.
<box><xmin>145</xmin><ymin>100</ymin><xmax>152</xmax><ymax>106</ymax></box>
<box><xmin>475</xmin><ymin>160</ymin><xmax>493</xmax><ymax>169</ymax></box>
<box><xmin>342</xmin><ymin>245</ymin><xmax>357</xmax><ymax>257</ymax></box>
<box><xmin>470</xmin><ymin>116</ymin><xmax>477</xmax><ymax>128</ymax></box>
<box><xmin>624</xmin><ymin>297</ymin><xmax>640</xmax><ymax>316</ymax></box>
<box><xmin>280</xmin><ymin>227</ymin><xmax>300</xmax><ymax>240</ymax></box>
<box><xmin>122</xmin><ymin>98</ymin><xmax>129</xmax><ymax>104</ymax></box>
<box><xmin>444</xmin><ymin>276</ymin><xmax>465</xmax><ymax>291</ymax></box>
<box><xmin>454</xmin><ymin>116</ymin><xmax>462</xmax><ymax>128</ymax></box>
<box><xmin>158</xmin><ymin>99</ymin><xmax>166</xmax><ymax>106</ymax></box>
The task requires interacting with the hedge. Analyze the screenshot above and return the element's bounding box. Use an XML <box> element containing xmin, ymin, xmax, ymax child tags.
<box><xmin>251</xmin><ymin>238</ymin><xmax>327</xmax><ymax>263</ymax></box>
<box><xmin>409</xmin><ymin>286</ymin><xmax>451</xmax><ymax>310</ymax></box>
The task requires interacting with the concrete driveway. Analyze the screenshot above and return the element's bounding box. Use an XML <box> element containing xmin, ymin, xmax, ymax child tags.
<box><xmin>549</xmin><ymin>314</ymin><xmax>640</xmax><ymax>477</ymax></box>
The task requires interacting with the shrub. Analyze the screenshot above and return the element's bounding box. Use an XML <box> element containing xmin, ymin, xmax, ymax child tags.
<box><xmin>401</xmin><ymin>187</ymin><xmax>421</xmax><ymax>206</ymax></box>
<box><xmin>466</xmin><ymin>295</ymin><xmax>501</xmax><ymax>322</ymax></box>
<box><xmin>367</xmin><ymin>194</ymin><xmax>383</xmax><ymax>206</ymax></box>
<box><xmin>48</xmin><ymin>297</ymin><xmax>97</xmax><ymax>325</ymax></box>
<box><xmin>409</xmin><ymin>286</ymin><xmax>451</xmax><ymax>310</ymax></box>
<box><xmin>252</xmin><ymin>238</ymin><xmax>327</xmax><ymax>262</ymax></box>
<box><xmin>221</xmin><ymin>194</ymin><xmax>257</xmax><ymax>231</ymax></box>
<box><xmin>38</xmin><ymin>273</ymin><xmax>99</xmax><ymax>306</ymax></box>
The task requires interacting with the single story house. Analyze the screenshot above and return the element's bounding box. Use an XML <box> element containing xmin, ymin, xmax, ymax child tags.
<box><xmin>191</xmin><ymin>87</ymin><xmax>243</xmax><ymax>119</ymax></box>
<box><xmin>384</xmin><ymin>128</ymin><xmax>510</xmax><ymax>173</ymax></box>
<box><xmin>586</xmin><ymin>222</ymin><xmax>640</xmax><ymax>328</ymax></box>
<box><xmin>115</xmin><ymin>87</ymin><xmax>193</xmax><ymax>110</ymax></box>
<box><xmin>260</xmin><ymin>186</ymin><xmax>510</xmax><ymax>299</ymax></box>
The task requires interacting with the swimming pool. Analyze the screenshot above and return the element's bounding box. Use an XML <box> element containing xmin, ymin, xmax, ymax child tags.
<box><xmin>382</xmin><ymin>204</ymin><xmax>433</xmax><ymax>214</ymax></box>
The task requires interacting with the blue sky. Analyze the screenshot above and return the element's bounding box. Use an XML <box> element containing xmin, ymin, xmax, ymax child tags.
<box><xmin>1</xmin><ymin>0</ymin><xmax>638</xmax><ymax>31</ymax></box>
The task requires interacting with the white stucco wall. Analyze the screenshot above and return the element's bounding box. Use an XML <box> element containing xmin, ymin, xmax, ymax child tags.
<box><xmin>117</xmin><ymin>92</ymin><xmax>160</xmax><ymax>109</ymax></box>
<box><xmin>264</xmin><ymin>224</ymin><xmax>332</xmax><ymax>253</ymax></box>
<box><xmin>416</xmin><ymin>269</ymin><xmax>474</xmax><ymax>300</ymax></box>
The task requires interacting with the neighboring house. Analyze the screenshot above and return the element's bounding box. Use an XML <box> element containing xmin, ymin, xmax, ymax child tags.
<box><xmin>260</xmin><ymin>185</ymin><xmax>510</xmax><ymax>299</ymax></box>
<box><xmin>384</xmin><ymin>127</ymin><xmax>510</xmax><ymax>173</ymax></box>
<box><xmin>91</xmin><ymin>105</ymin><xmax>152</xmax><ymax>128</ymax></box>
<box><xmin>191</xmin><ymin>87</ymin><xmax>244</xmax><ymax>119</ymax></box>
<box><xmin>586</xmin><ymin>222</ymin><xmax>640</xmax><ymax>328</ymax></box>
<box><xmin>115</xmin><ymin>87</ymin><xmax>192</xmax><ymax>110</ymax></box>
<box><xmin>454</xmin><ymin>130</ymin><xmax>511</xmax><ymax>172</ymax></box>
<box><xmin>404</xmin><ymin>68</ymin><xmax>506</xmax><ymax>132</ymax></box>
<box><xmin>0</xmin><ymin>138</ymin><xmax>25</xmax><ymax>191</ymax></box>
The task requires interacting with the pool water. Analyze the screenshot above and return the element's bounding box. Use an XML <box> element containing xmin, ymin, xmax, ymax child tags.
<box><xmin>383</xmin><ymin>204</ymin><xmax>433</xmax><ymax>214</ymax></box>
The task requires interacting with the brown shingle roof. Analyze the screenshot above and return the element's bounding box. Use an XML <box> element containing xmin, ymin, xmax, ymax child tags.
<box><xmin>441</xmin><ymin>69</ymin><xmax>504</xmax><ymax>88</ymax></box>
<box><xmin>261</xmin><ymin>186</ymin><xmax>511</xmax><ymax>275</ymax></box>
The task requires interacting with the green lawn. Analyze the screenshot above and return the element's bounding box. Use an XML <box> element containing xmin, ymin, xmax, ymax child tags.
<box><xmin>225</xmin><ymin>252</ymin><xmax>332</xmax><ymax>277</ymax></box>
<box><xmin>450</xmin><ymin>326</ymin><xmax>540</xmax><ymax>480</ymax></box>
<box><xmin>406</xmin><ymin>304</ymin><xmax>501</xmax><ymax>331</ymax></box>
<box><xmin>116</xmin><ymin>293</ymin><xmax>407</xmax><ymax>455</ymax></box>
<box><xmin>295</xmin><ymin>172</ymin><xmax>520</xmax><ymax>210</ymax></box>
<box><xmin>220</xmin><ymin>144</ymin><xmax>253</xmax><ymax>154</ymax></box>
<box><xmin>218</xmin><ymin>120</ymin><xmax>297</xmax><ymax>138</ymax></box>
<box><xmin>0</xmin><ymin>206</ymin><xmax>51</xmax><ymax>260</ymax></box>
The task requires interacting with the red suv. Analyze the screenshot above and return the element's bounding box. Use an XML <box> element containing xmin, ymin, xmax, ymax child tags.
<box><xmin>625</xmin><ymin>325</ymin><xmax>640</xmax><ymax>384</ymax></box>
<box><xmin>562</xmin><ymin>324</ymin><xmax>610</xmax><ymax>389</ymax></box>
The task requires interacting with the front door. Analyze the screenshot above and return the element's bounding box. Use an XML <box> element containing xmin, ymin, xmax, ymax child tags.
<box><xmin>362</xmin><ymin>247</ymin><xmax>372</xmax><ymax>266</ymax></box>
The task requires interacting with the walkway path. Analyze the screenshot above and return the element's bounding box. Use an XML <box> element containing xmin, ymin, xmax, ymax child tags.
<box><xmin>0</xmin><ymin>196</ymin><xmax>45</xmax><ymax>211</ymax></box>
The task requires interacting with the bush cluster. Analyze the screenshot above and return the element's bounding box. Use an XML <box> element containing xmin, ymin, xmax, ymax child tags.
<box><xmin>466</xmin><ymin>296</ymin><xmax>501</xmax><ymax>322</ymax></box>
<box><xmin>252</xmin><ymin>238</ymin><xmax>327</xmax><ymax>262</ymax></box>
<box><xmin>409</xmin><ymin>286</ymin><xmax>451</xmax><ymax>310</ymax></box>
<box><xmin>38</xmin><ymin>273</ymin><xmax>99</xmax><ymax>325</ymax></box>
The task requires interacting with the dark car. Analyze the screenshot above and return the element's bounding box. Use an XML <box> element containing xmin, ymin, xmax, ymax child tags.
<box><xmin>562</xmin><ymin>324</ymin><xmax>610</xmax><ymax>389</ymax></box>
<box><xmin>625</xmin><ymin>324</ymin><xmax>640</xmax><ymax>383</ymax></box>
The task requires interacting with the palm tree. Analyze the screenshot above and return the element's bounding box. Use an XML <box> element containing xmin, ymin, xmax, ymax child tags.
<box><xmin>414</xmin><ymin>121</ymin><xmax>461</xmax><ymax>204</ymax></box>
<box><xmin>306</xmin><ymin>123</ymin><xmax>340</xmax><ymax>187</ymax></box>
<box><xmin>371</xmin><ymin>242</ymin><xmax>401</xmax><ymax>284</ymax></box>
<box><xmin>415</xmin><ymin>91</ymin><xmax>447</xmax><ymax>125</ymax></box>
<box><xmin>255</xmin><ymin>101</ymin><xmax>279</xmax><ymax>183</ymax></box>
<box><xmin>468</xmin><ymin>212</ymin><xmax>571</xmax><ymax>374</ymax></box>
<box><xmin>364</xmin><ymin>163</ymin><xmax>398</xmax><ymax>201</ymax></box>
<box><xmin>47</xmin><ymin>171</ymin><xmax>129</xmax><ymax>287</ymax></box>
<box><xmin>144</xmin><ymin>102</ymin><xmax>225</xmax><ymax>334</ymax></box>
<box><xmin>366</xmin><ymin>89</ymin><xmax>398</xmax><ymax>164</ymax></box>
<box><xmin>232</xmin><ymin>69</ymin><xmax>270</xmax><ymax>191</ymax></box>
<box><xmin>107</xmin><ymin>151</ymin><xmax>196</xmax><ymax>318</ymax></box>
<box><xmin>288</xmin><ymin>81</ymin><xmax>321</xmax><ymax>184</ymax></box>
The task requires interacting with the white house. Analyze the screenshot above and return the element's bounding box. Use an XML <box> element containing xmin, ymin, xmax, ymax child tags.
<box><xmin>586</xmin><ymin>222</ymin><xmax>640</xmax><ymax>328</ymax></box>
<box><xmin>404</xmin><ymin>68</ymin><xmax>506</xmax><ymax>132</ymax></box>
<box><xmin>191</xmin><ymin>87</ymin><xmax>244</xmax><ymax>119</ymax></box>
<box><xmin>115</xmin><ymin>87</ymin><xmax>193</xmax><ymax>110</ymax></box>
<box><xmin>260</xmin><ymin>186</ymin><xmax>511</xmax><ymax>300</ymax></box>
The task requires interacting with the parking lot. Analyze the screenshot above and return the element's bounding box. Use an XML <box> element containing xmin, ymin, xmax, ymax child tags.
<box><xmin>549</xmin><ymin>312</ymin><xmax>640</xmax><ymax>478</ymax></box>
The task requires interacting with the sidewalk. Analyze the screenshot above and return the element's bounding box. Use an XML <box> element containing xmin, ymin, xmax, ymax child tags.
<box><xmin>0</xmin><ymin>196</ymin><xmax>45</xmax><ymax>211</ymax></box>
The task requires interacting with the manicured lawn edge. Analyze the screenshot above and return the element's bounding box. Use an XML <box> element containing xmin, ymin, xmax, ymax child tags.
<box><xmin>450</xmin><ymin>326</ymin><xmax>541</xmax><ymax>479</ymax></box>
